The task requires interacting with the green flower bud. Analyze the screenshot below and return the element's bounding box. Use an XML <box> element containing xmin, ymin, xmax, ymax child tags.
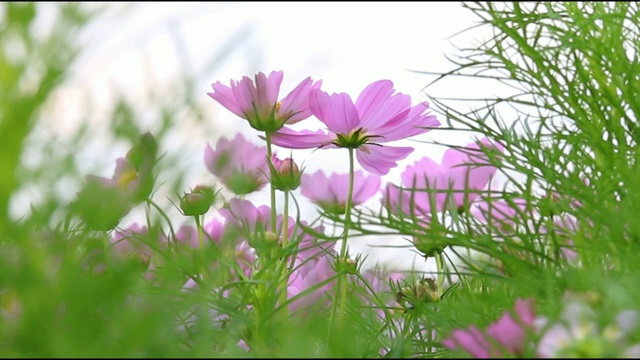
<box><xmin>268</xmin><ymin>157</ymin><xmax>303</xmax><ymax>191</ymax></box>
<box><xmin>412</xmin><ymin>236</ymin><xmax>447</xmax><ymax>258</ymax></box>
<box><xmin>179</xmin><ymin>185</ymin><xmax>217</xmax><ymax>216</ymax></box>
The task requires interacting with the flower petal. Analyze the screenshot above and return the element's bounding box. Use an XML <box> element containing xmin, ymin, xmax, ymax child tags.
<box><xmin>208</xmin><ymin>81</ymin><xmax>246</xmax><ymax>118</ymax></box>
<box><xmin>279</xmin><ymin>78</ymin><xmax>322</xmax><ymax>124</ymax></box>
<box><xmin>309</xmin><ymin>89</ymin><xmax>360</xmax><ymax>134</ymax></box>
<box><xmin>254</xmin><ymin>71</ymin><xmax>283</xmax><ymax>112</ymax></box>
<box><xmin>270</xmin><ymin>127</ymin><xmax>334</xmax><ymax>149</ymax></box>
<box><xmin>356</xmin><ymin>145</ymin><xmax>413</xmax><ymax>176</ymax></box>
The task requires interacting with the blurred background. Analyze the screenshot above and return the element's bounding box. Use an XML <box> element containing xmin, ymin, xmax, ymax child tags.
<box><xmin>6</xmin><ymin>2</ymin><xmax>495</xmax><ymax>273</ymax></box>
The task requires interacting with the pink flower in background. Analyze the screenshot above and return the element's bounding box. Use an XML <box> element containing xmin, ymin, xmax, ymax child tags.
<box><xmin>208</xmin><ymin>70</ymin><xmax>322</xmax><ymax>132</ymax></box>
<box><xmin>219</xmin><ymin>198</ymin><xmax>338</xmax><ymax>311</ymax></box>
<box><xmin>219</xmin><ymin>198</ymin><xmax>328</xmax><ymax>251</ymax></box>
<box><xmin>538</xmin><ymin>214</ymin><xmax>579</xmax><ymax>261</ymax></box>
<box><xmin>287</xmin><ymin>252</ymin><xmax>336</xmax><ymax>313</ymax></box>
<box><xmin>204</xmin><ymin>217</ymin><xmax>226</xmax><ymax>244</ymax></box>
<box><xmin>301</xmin><ymin>170</ymin><xmax>381</xmax><ymax>214</ymax></box>
<box><xmin>87</xmin><ymin>157</ymin><xmax>140</xmax><ymax>196</ymax></box>
<box><xmin>111</xmin><ymin>223</ymin><xmax>153</xmax><ymax>260</ymax></box>
<box><xmin>160</xmin><ymin>219</ymin><xmax>225</xmax><ymax>249</ymax></box>
<box><xmin>109</xmin><ymin>223</ymin><xmax>159</xmax><ymax>280</ymax></box>
<box><xmin>384</xmin><ymin>138</ymin><xmax>503</xmax><ymax>217</ymax></box>
<box><xmin>443</xmin><ymin>298</ymin><xmax>536</xmax><ymax>358</ymax></box>
<box><xmin>204</xmin><ymin>133</ymin><xmax>272</xmax><ymax>195</ymax></box>
<box><xmin>271</xmin><ymin>79</ymin><xmax>440</xmax><ymax>175</ymax></box>
<box><xmin>471</xmin><ymin>197</ymin><xmax>529</xmax><ymax>234</ymax></box>
<box><xmin>219</xmin><ymin>198</ymin><xmax>274</xmax><ymax>235</ymax></box>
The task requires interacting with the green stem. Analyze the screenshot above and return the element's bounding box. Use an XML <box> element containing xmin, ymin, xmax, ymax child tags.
<box><xmin>265</xmin><ymin>131</ymin><xmax>289</xmax><ymax>322</ymax></box>
<box><xmin>194</xmin><ymin>214</ymin><xmax>206</xmax><ymax>279</ymax></box>
<box><xmin>278</xmin><ymin>190</ymin><xmax>290</xmax><ymax>318</ymax></box>
<box><xmin>435</xmin><ymin>252</ymin><xmax>445</xmax><ymax>300</ymax></box>
<box><xmin>282</xmin><ymin>191</ymin><xmax>289</xmax><ymax>248</ymax></box>
<box><xmin>194</xmin><ymin>214</ymin><xmax>204</xmax><ymax>250</ymax></box>
<box><xmin>329</xmin><ymin>147</ymin><xmax>356</xmax><ymax>334</ymax></box>
<box><xmin>264</xmin><ymin>131</ymin><xmax>277</xmax><ymax>232</ymax></box>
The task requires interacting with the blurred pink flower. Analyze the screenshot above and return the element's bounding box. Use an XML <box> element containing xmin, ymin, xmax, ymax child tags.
<box><xmin>111</xmin><ymin>223</ymin><xmax>152</xmax><ymax>260</ymax></box>
<box><xmin>109</xmin><ymin>223</ymin><xmax>159</xmax><ymax>280</ymax></box>
<box><xmin>301</xmin><ymin>170</ymin><xmax>381</xmax><ymax>214</ymax></box>
<box><xmin>271</xmin><ymin>79</ymin><xmax>440</xmax><ymax>175</ymax></box>
<box><xmin>540</xmin><ymin>214</ymin><xmax>579</xmax><ymax>261</ymax></box>
<box><xmin>204</xmin><ymin>133</ymin><xmax>272</xmax><ymax>195</ymax></box>
<box><xmin>443</xmin><ymin>298</ymin><xmax>536</xmax><ymax>358</ymax></box>
<box><xmin>219</xmin><ymin>198</ymin><xmax>275</xmax><ymax>235</ymax></box>
<box><xmin>536</xmin><ymin>292</ymin><xmax>640</xmax><ymax>358</ymax></box>
<box><xmin>208</xmin><ymin>70</ymin><xmax>322</xmax><ymax>132</ymax></box>
<box><xmin>87</xmin><ymin>157</ymin><xmax>140</xmax><ymax>195</ymax></box>
<box><xmin>384</xmin><ymin>138</ymin><xmax>503</xmax><ymax>217</ymax></box>
<box><xmin>219</xmin><ymin>198</ymin><xmax>333</xmax><ymax>253</ymax></box>
<box><xmin>287</xmin><ymin>252</ymin><xmax>336</xmax><ymax>313</ymax></box>
<box><xmin>471</xmin><ymin>197</ymin><xmax>529</xmax><ymax>234</ymax></box>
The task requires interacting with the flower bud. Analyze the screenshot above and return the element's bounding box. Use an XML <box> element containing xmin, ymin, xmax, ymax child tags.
<box><xmin>268</xmin><ymin>156</ymin><xmax>302</xmax><ymax>191</ymax></box>
<box><xmin>179</xmin><ymin>185</ymin><xmax>217</xmax><ymax>216</ymax></box>
<box><xmin>248</xmin><ymin>230</ymin><xmax>282</xmax><ymax>259</ymax></box>
<box><xmin>335</xmin><ymin>257</ymin><xmax>359</xmax><ymax>275</ymax></box>
<box><xmin>412</xmin><ymin>236</ymin><xmax>447</xmax><ymax>258</ymax></box>
<box><xmin>395</xmin><ymin>277</ymin><xmax>441</xmax><ymax>310</ymax></box>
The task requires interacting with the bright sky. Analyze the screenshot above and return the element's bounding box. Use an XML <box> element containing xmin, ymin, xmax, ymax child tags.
<box><xmin>27</xmin><ymin>2</ymin><xmax>502</xmax><ymax>272</ymax></box>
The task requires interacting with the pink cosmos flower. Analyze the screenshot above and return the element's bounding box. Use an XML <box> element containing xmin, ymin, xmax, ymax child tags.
<box><xmin>443</xmin><ymin>297</ymin><xmax>536</xmax><ymax>358</ymax></box>
<box><xmin>384</xmin><ymin>138</ymin><xmax>503</xmax><ymax>217</ymax></box>
<box><xmin>208</xmin><ymin>70</ymin><xmax>322</xmax><ymax>132</ymax></box>
<box><xmin>471</xmin><ymin>197</ymin><xmax>529</xmax><ymax>234</ymax></box>
<box><xmin>219</xmin><ymin>198</ymin><xmax>274</xmax><ymax>235</ymax></box>
<box><xmin>270</xmin><ymin>79</ymin><xmax>440</xmax><ymax>175</ymax></box>
<box><xmin>287</xmin><ymin>252</ymin><xmax>336</xmax><ymax>314</ymax></box>
<box><xmin>538</xmin><ymin>214</ymin><xmax>579</xmax><ymax>261</ymax></box>
<box><xmin>159</xmin><ymin>219</ymin><xmax>225</xmax><ymax>250</ymax></box>
<box><xmin>219</xmin><ymin>198</ymin><xmax>333</xmax><ymax>252</ymax></box>
<box><xmin>219</xmin><ymin>198</ymin><xmax>338</xmax><ymax>311</ymax></box>
<box><xmin>204</xmin><ymin>133</ymin><xmax>272</xmax><ymax>195</ymax></box>
<box><xmin>536</xmin><ymin>292</ymin><xmax>640</xmax><ymax>358</ymax></box>
<box><xmin>87</xmin><ymin>157</ymin><xmax>139</xmax><ymax>195</ymax></box>
<box><xmin>73</xmin><ymin>157</ymin><xmax>140</xmax><ymax>230</ymax></box>
<box><xmin>111</xmin><ymin>223</ymin><xmax>153</xmax><ymax>261</ymax></box>
<box><xmin>301</xmin><ymin>170</ymin><xmax>381</xmax><ymax>214</ymax></box>
<box><xmin>109</xmin><ymin>223</ymin><xmax>160</xmax><ymax>280</ymax></box>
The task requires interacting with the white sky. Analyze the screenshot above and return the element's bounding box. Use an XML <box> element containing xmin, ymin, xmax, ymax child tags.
<box><xmin>21</xmin><ymin>2</ymin><xmax>505</xmax><ymax>273</ymax></box>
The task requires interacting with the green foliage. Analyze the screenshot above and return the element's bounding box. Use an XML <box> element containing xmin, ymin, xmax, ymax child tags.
<box><xmin>3</xmin><ymin>1</ymin><xmax>640</xmax><ymax>358</ymax></box>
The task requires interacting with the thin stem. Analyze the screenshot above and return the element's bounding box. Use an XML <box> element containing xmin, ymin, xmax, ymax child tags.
<box><xmin>264</xmin><ymin>131</ymin><xmax>277</xmax><ymax>232</ymax></box>
<box><xmin>194</xmin><ymin>214</ymin><xmax>204</xmax><ymax>250</ymax></box>
<box><xmin>278</xmin><ymin>190</ymin><xmax>291</xmax><ymax>318</ymax></box>
<box><xmin>329</xmin><ymin>147</ymin><xmax>356</xmax><ymax>335</ymax></box>
<box><xmin>282</xmin><ymin>191</ymin><xmax>289</xmax><ymax>248</ymax></box>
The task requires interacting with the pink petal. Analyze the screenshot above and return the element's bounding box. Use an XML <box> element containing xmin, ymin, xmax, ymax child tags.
<box><xmin>309</xmin><ymin>90</ymin><xmax>360</xmax><ymax>134</ymax></box>
<box><xmin>254</xmin><ymin>71</ymin><xmax>283</xmax><ymax>110</ymax></box>
<box><xmin>354</xmin><ymin>80</ymin><xmax>403</xmax><ymax>129</ymax></box>
<box><xmin>443</xmin><ymin>326</ymin><xmax>493</xmax><ymax>358</ymax></box>
<box><xmin>231</xmin><ymin>76</ymin><xmax>259</xmax><ymax>115</ymax></box>
<box><xmin>356</xmin><ymin>145</ymin><xmax>413</xmax><ymax>176</ymax></box>
<box><xmin>270</xmin><ymin>127</ymin><xmax>334</xmax><ymax>149</ymax></box>
<box><xmin>351</xmin><ymin>171</ymin><xmax>381</xmax><ymax>204</ymax></box>
<box><xmin>279</xmin><ymin>78</ymin><xmax>322</xmax><ymax>124</ymax></box>
<box><xmin>207</xmin><ymin>81</ymin><xmax>245</xmax><ymax>118</ymax></box>
<box><xmin>375</xmin><ymin>103</ymin><xmax>439</xmax><ymax>141</ymax></box>
<box><xmin>301</xmin><ymin>171</ymin><xmax>330</xmax><ymax>203</ymax></box>
<box><xmin>486</xmin><ymin>298</ymin><xmax>535</xmax><ymax>354</ymax></box>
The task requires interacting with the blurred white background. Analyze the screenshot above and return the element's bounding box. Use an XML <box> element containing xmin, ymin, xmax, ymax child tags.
<box><xmin>19</xmin><ymin>2</ymin><xmax>502</xmax><ymax>273</ymax></box>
